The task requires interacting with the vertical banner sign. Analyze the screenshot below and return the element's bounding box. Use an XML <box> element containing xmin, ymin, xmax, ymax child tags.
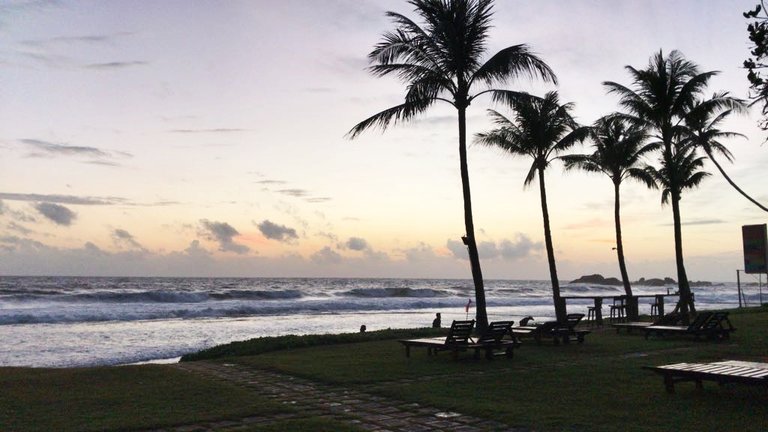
<box><xmin>742</xmin><ymin>224</ymin><xmax>768</xmax><ymax>274</ymax></box>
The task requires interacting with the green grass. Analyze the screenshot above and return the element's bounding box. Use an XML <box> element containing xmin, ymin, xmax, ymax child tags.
<box><xmin>222</xmin><ymin>307</ymin><xmax>768</xmax><ymax>432</ymax></box>
<box><xmin>0</xmin><ymin>364</ymin><xmax>289</xmax><ymax>432</ymax></box>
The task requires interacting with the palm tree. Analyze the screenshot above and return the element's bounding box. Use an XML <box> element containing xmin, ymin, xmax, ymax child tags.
<box><xmin>646</xmin><ymin>145</ymin><xmax>711</xmax><ymax>315</ymax></box>
<box><xmin>603</xmin><ymin>50</ymin><xmax>735</xmax><ymax>320</ymax></box>
<box><xmin>476</xmin><ymin>91</ymin><xmax>588</xmax><ymax>322</ymax></box>
<box><xmin>347</xmin><ymin>0</ymin><xmax>557</xmax><ymax>331</ymax></box>
<box><xmin>561</xmin><ymin>115</ymin><xmax>658</xmax><ymax>299</ymax></box>
<box><xmin>683</xmin><ymin>95</ymin><xmax>768</xmax><ymax>212</ymax></box>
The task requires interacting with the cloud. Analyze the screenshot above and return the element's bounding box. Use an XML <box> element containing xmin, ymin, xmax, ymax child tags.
<box><xmin>277</xmin><ymin>188</ymin><xmax>309</xmax><ymax>198</ymax></box>
<box><xmin>85</xmin><ymin>61</ymin><xmax>148</xmax><ymax>69</ymax></box>
<box><xmin>112</xmin><ymin>228</ymin><xmax>143</xmax><ymax>250</ymax></box>
<box><xmin>306</xmin><ymin>197</ymin><xmax>332</xmax><ymax>203</ymax></box>
<box><xmin>0</xmin><ymin>192</ymin><xmax>123</xmax><ymax>205</ymax></box>
<box><xmin>345</xmin><ymin>237</ymin><xmax>369</xmax><ymax>251</ymax></box>
<box><xmin>447</xmin><ymin>234</ymin><xmax>542</xmax><ymax>261</ymax></box>
<box><xmin>0</xmin><ymin>199</ymin><xmax>4</xmax><ymax>214</ymax></box>
<box><xmin>33</xmin><ymin>202</ymin><xmax>76</xmax><ymax>226</ymax></box>
<box><xmin>256</xmin><ymin>220</ymin><xmax>298</xmax><ymax>242</ymax></box>
<box><xmin>6</xmin><ymin>221</ymin><xmax>33</xmax><ymax>235</ymax></box>
<box><xmin>170</xmin><ymin>128</ymin><xmax>248</xmax><ymax>134</ymax></box>
<box><xmin>18</xmin><ymin>139</ymin><xmax>132</xmax><ymax>162</ymax></box>
<box><xmin>199</xmin><ymin>219</ymin><xmax>250</xmax><ymax>254</ymax></box>
<box><xmin>311</xmin><ymin>246</ymin><xmax>342</xmax><ymax>264</ymax></box>
<box><xmin>256</xmin><ymin>180</ymin><xmax>287</xmax><ymax>185</ymax></box>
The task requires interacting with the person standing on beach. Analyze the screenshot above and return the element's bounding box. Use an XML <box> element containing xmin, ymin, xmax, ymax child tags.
<box><xmin>432</xmin><ymin>313</ymin><xmax>441</xmax><ymax>328</ymax></box>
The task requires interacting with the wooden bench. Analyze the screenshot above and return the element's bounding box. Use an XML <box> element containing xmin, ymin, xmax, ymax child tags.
<box><xmin>645</xmin><ymin>360</ymin><xmax>768</xmax><ymax>393</ymax></box>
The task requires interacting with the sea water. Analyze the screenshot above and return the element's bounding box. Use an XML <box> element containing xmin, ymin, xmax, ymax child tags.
<box><xmin>0</xmin><ymin>276</ymin><xmax>756</xmax><ymax>368</ymax></box>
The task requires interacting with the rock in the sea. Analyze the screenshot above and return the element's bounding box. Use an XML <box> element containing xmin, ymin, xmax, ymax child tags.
<box><xmin>570</xmin><ymin>274</ymin><xmax>623</xmax><ymax>285</ymax></box>
<box><xmin>634</xmin><ymin>277</ymin><xmax>677</xmax><ymax>286</ymax></box>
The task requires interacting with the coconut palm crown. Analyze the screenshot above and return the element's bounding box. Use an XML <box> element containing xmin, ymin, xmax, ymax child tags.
<box><xmin>602</xmin><ymin>50</ymin><xmax>736</xmax><ymax>320</ymax></box>
<box><xmin>347</xmin><ymin>0</ymin><xmax>557</xmax><ymax>331</ymax></box>
<box><xmin>476</xmin><ymin>91</ymin><xmax>589</xmax><ymax>322</ymax></box>
<box><xmin>682</xmin><ymin>94</ymin><xmax>768</xmax><ymax>212</ymax></box>
<box><xmin>561</xmin><ymin>115</ymin><xmax>658</xmax><ymax>299</ymax></box>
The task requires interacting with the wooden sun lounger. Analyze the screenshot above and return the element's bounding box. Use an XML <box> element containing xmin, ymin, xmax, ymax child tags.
<box><xmin>511</xmin><ymin>313</ymin><xmax>590</xmax><ymax>345</ymax></box>
<box><xmin>399</xmin><ymin>320</ymin><xmax>475</xmax><ymax>359</ymax></box>
<box><xmin>612</xmin><ymin>312</ymin><xmax>682</xmax><ymax>334</ymax></box>
<box><xmin>645</xmin><ymin>360</ymin><xmax>768</xmax><ymax>393</ymax></box>
<box><xmin>643</xmin><ymin>311</ymin><xmax>735</xmax><ymax>340</ymax></box>
<box><xmin>470</xmin><ymin>320</ymin><xmax>520</xmax><ymax>359</ymax></box>
<box><xmin>399</xmin><ymin>320</ymin><xmax>520</xmax><ymax>360</ymax></box>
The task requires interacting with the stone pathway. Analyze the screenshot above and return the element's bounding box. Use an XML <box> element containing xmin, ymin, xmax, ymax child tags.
<box><xmin>141</xmin><ymin>361</ymin><xmax>529</xmax><ymax>432</ymax></box>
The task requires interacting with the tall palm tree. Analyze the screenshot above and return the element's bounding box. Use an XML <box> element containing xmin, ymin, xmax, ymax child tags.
<box><xmin>347</xmin><ymin>0</ymin><xmax>557</xmax><ymax>331</ymax></box>
<box><xmin>683</xmin><ymin>95</ymin><xmax>768</xmax><ymax>212</ymax></box>
<box><xmin>561</xmin><ymin>115</ymin><xmax>658</xmax><ymax>298</ymax></box>
<box><xmin>476</xmin><ymin>91</ymin><xmax>588</xmax><ymax>322</ymax></box>
<box><xmin>647</xmin><ymin>145</ymin><xmax>711</xmax><ymax>315</ymax></box>
<box><xmin>603</xmin><ymin>50</ymin><xmax>735</xmax><ymax>320</ymax></box>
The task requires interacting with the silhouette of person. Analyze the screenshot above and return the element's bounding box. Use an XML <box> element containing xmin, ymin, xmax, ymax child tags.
<box><xmin>359</xmin><ymin>325</ymin><xmax>366</xmax><ymax>333</ymax></box>
<box><xmin>432</xmin><ymin>313</ymin><xmax>441</xmax><ymax>328</ymax></box>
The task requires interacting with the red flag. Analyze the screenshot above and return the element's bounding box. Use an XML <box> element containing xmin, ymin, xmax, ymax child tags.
<box><xmin>465</xmin><ymin>298</ymin><xmax>472</xmax><ymax>312</ymax></box>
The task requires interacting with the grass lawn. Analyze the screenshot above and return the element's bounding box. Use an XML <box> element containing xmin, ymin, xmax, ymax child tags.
<box><xmin>224</xmin><ymin>307</ymin><xmax>768</xmax><ymax>432</ymax></box>
<box><xmin>0</xmin><ymin>364</ymin><xmax>290</xmax><ymax>432</ymax></box>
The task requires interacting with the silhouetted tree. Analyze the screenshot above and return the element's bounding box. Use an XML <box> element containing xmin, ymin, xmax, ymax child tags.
<box><xmin>476</xmin><ymin>91</ymin><xmax>588</xmax><ymax>322</ymax></box>
<box><xmin>603</xmin><ymin>50</ymin><xmax>735</xmax><ymax>320</ymax></box>
<box><xmin>744</xmin><ymin>2</ymin><xmax>768</xmax><ymax>132</ymax></box>
<box><xmin>683</xmin><ymin>94</ymin><xmax>768</xmax><ymax>212</ymax></box>
<box><xmin>562</xmin><ymin>115</ymin><xmax>658</xmax><ymax>297</ymax></box>
<box><xmin>348</xmin><ymin>0</ymin><xmax>556</xmax><ymax>331</ymax></box>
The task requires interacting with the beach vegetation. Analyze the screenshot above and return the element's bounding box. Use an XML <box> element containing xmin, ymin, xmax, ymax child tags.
<box><xmin>180</xmin><ymin>327</ymin><xmax>444</xmax><ymax>361</ymax></box>
<box><xmin>603</xmin><ymin>50</ymin><xmax>738</xmax><ymax>322</ymax></box>
<box><xmin>744</xmin><ymin>1</ymin><xmax>768</xmax><ymax>133</ymax></box>
<box><xmin>226</xmin><ymin>306</ymin><xmax>768</xmax><ymax>432</ymax></box>
<box><xmin>347</xmin><ymin>0</ymin><xmax>557</xmax><ymax>332</ymax></box>
<box><xmin>475</xmin><ymin>91</ymin><xmax>589</xmax><ymax>321</ymax></box>
<box><xmin>562</xmin><ymin>115</ymin><xmax>659</xmax><ymax>297</ymax></box>
<box><xmin>0</xmin><ymin>364</ymin><xmax>287</xmax><ymax>432</ymax></box>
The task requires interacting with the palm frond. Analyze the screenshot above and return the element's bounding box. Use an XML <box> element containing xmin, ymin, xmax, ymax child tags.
<box><xmin>347</xmin><ymin>99</ymin><xmax>434</xmax><ymax>138</ymax></box>
<box><xmin>470</xmin><ymin>44</ymin><xmax>557</xmax><ymax>87</ymax></box>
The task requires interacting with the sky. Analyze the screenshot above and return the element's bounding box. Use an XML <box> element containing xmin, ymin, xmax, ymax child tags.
<box><xmin>0</xmin><ymin>0</ymin><xmax>766</xmax><ymax>281</ymax></box>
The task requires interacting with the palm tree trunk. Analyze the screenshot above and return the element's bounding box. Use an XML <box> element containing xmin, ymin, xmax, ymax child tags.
<box><xmin>614</xmin><ymin>182</ymin><xmax>633</xmax><ymax>297</ymax></box>
<box><xmin>457</xmin><ymin>106</ymin><xmax>488</xmax><ymax>332</ymax></box>
<box><xmin>706</xmin><ymin>149</ymin><xmax>768</xmax><ymax>212</ymax></box>
<box><xmin>671</xmin><ymin>192</ymin><xmax>696</xmax><ymax>322</ymax></box>
<box><xmin>538</xmin><ymin>168</ymin><xmax>565</xmax><ymax>322</ymax></box>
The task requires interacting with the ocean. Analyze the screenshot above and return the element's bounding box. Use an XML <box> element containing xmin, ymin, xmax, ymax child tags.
<box><xmin>0</xmin><ymin>276</ymin><xmax>759</xmax><ymax>368</ymax></box>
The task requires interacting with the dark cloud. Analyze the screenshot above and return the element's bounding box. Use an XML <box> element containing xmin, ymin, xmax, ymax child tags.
<box><xmin>345</xmin><ymin>237</ymin><xmax>369</xmax><ymax>251</ymax></box>
<box><xmin>0</xmin><ymin>192</ymin><xmax>124</xmax><ymax>205</ymax></box>
<box><xmin>34</xmin><ymin>202</ymin><xmax>76</xmax><ymax>226</ymax></box>
<box><xmin>277</xmin><ymin>188</ymin><xmax>309</xmax><ymax>198</ymax></box>
<box><xmin>256</xmin><ymin>220</ymin><xmax>298</xmax><ymax>242</ymax></box>
<box><xmin>20</xmin><ymin>138</ymin><xmax>109</xmax><ymax>158</ymax></box>
<box><xmin>680</xmin><ymin>219</ymin><xmax>727</xmax><ymax>226</ymax></box>
<box><xmin>200</xmin><ymin>219</ymin><xmax>250</xmax><ymax>254</ymax></box>
<box><xmin>85</xmin><ymin>61</ymin><xmax>148</xmax><ymax>69</ymax></box>
<box><xmin>112</xmin><ymin>228</ymin><xmax>143</xmax><ymax>250</ymax></box>
<box><xmin>311</xmin><ymin>246</ymin><xmax>342</xmax><ymax>264</ymax></box>
<box><xmin>256</xmin><ymin>180</ymin><xmax>287</xmax><ymax>185</ymax></box>
<box><xmin>18</xmin><ymin>138</ymin><xmax>132</xmax><ymax>161</ymax></box>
